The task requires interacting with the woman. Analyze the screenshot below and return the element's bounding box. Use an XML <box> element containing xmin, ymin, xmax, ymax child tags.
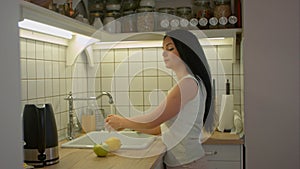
<box><xmin>105</xmin><ymin>29</ymin><xmax>216</xmax><ymax>169</ymax></box>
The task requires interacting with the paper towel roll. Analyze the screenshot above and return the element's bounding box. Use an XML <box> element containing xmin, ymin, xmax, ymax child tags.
<box><xmin>218</xmin><ymin>94</ymin><xmax>234</xmax><ymax>132</ymax></box>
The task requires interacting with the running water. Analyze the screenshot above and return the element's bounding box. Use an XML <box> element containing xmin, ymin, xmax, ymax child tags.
<box><xmin>110</xmin><ymin>104</ymin><xmax>114</xmax><ymax>115</ymax></box>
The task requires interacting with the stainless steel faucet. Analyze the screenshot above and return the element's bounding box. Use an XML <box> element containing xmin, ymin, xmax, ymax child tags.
<box><xmin>64</xmin><ymin>91</ymin><xmax>114</xmax><ymax>140</ymax></box>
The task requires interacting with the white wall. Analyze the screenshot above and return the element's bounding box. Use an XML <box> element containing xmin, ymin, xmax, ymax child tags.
<box><xmin>0</xmin><ymin>0</ymin><xmax>23</xmax><ymax>168</ymax></box>
<box><xmin>243</xmin><ymin>0</ymin><xmax>300</xmax><ymax>168</ymax></box>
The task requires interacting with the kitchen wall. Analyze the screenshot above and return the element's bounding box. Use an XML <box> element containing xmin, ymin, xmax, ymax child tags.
<box><xmin>20</xmin><ymin>36</ymin><xmax>72</xmax><ymax>139</ymax></box>
<box><xmin>20</xmin><ymin>32</ymin><xmax>243</xmax><ymax>140</ymax></box>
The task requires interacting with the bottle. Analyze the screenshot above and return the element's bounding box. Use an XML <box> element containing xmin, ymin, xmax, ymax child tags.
<box><xmin>226</xmin><ymin>79</ymin><xmax>230</xmax><ymax>95</ymax></box>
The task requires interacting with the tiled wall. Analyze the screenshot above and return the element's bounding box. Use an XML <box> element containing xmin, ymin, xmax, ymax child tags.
<box><xmin>20</xmin><ymin>34</ymin><xmax>243</xmax><ymax>140</ymax></box>
<box><xmin>20</xmin><ymin>37</ymin><xmax>72</xmax><ymax>139</ymax></box>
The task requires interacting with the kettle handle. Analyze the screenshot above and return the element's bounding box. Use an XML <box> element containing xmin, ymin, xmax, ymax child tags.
<box><xmin>36</xmin><ymin>107</ymin><xmax>46</xmax><ymax>161</ymax></box>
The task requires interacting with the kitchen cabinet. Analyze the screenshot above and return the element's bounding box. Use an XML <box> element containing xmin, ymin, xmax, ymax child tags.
<box><xmin>203</xmin><ymin>144</ymin><xmax>243</xmax><ymax>169</ymax></box>
<box><xmin>203</xmin><ymin>132</ymin><xmax>244</xmax><ymax>169</ymax></box>
<box><xmin>19</xmin><ymin>1</ymin><xmax>242</xmax><ymax>66</ymax></box>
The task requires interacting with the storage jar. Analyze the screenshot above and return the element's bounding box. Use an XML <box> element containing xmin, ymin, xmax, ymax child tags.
<box><xmin>88</xmin><ymin>0</ymin><xmax>105</xmax><ymax>12</ymax></box>
<box><xmin>121</xmin><ymin>10</ymin><xmax>137</xmax><ymax>33</ymax></box>
<box><xmin>157</xmin><ymin>7</ymin><xmax>175</xmax><ymax>31</ymax></box>
<box><xmin>103</xmin><ymin>10</ymin><xmax>121</xmax><ymax>33</ymax></box>
<box><xmin>106</xmin><ymin>0</ymin><xmax>121</xmax><ymax>11</ymax></box>
<box><xmin>137</xmin><ymin>7</ymin><xmax>155</xmax><ymax>32</ymax></box>
<box><xmin>121</xmin><ymin>0</ymin><xmax>139</xmax><ymax>11</ymax></box>
<box><xmin>213</xmin><ymin>0</ymin><xmax>232</xmax><ymax>18</ymax></box>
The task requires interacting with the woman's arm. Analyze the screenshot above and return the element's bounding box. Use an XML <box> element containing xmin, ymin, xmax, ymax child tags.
<box><xmin>105</xmin><ymin>77</ymin><xmax>198</xmax><ymax>131</ymax></box>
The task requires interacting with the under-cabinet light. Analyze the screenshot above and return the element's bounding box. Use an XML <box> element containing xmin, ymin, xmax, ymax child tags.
<box><xmin>18</xmin><ymin>19</ymin><xmax>73</xmax><ymax>39</ymax></box>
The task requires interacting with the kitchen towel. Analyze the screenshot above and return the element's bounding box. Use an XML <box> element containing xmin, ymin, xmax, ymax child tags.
<box><xmin>218</xmin><ymin>94</ymin><xmax>234</xmax><ymax>132</ymax></box>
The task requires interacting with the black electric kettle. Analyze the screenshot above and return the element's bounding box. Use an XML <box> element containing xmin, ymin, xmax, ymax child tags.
<box><xmin>23</xmin><ymin>104</ymin><xmax>59</xmax><ymax>167</ymax></box>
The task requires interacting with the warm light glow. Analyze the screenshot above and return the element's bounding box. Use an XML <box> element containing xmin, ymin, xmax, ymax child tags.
<box><xmin>18</xmin><ymin>19</ymin><xmax>73</xmax><ymax>39</ymax></box>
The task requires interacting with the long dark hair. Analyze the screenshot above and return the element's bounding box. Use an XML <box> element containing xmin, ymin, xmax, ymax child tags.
<box><xmin>164</xmin><ymin>35</ymin><xmax>212</xmax><ymax>124</ymax></box>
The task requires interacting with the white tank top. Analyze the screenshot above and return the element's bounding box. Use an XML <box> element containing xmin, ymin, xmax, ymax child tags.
<box><xmin>160</xmin><ymin>74</ymin><xmax>207</xmax><ymax>167</ymax></box>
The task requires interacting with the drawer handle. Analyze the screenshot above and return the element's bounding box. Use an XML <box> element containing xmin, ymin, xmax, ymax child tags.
<box><xmin>205</xmin><ymin>151</ymin><xmax>217</xmax><ymax>156</ymax></box>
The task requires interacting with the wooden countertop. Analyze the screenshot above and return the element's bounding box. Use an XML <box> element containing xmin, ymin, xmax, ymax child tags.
<box><xmin>203</xmin><ymin>131</ymin><xmax>244</xmax><ymax>145</ymax></box>
<box><xmin>42</xmin><ymin>131</ymin><xmax>243</xmax><ymax>169</ymax></box>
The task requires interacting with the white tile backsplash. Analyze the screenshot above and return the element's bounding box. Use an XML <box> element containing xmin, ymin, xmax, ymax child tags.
<box><xmin>26</xmin><ymin>39</ymin><xmax>35</xmax><ymax>59</ymax></box>
<box><xmin>36</xmin><ymin>60</ymin><xmax>45</xmax><ymax>78</ymax></box>
<box><xmin>27</xmin><ymin>60</ymin><xmax>36</xmax><ymax>79</ymax></box>
<box><xmin>44</xmin><ymin>43</ymin><xmax>52</xmax><ymax>60</ymax></box>
<box><xmin>36</xmin><ymin>41</ymin><xmax>44</xmax><ymax>60</ymax></box>
<box><xmin>143</xmin><ymin>48</ymin><xmax>157</xmax><ymax>61</ymax></box>
<box><xmin>44</xmin><ymin>61</ymin><xmax>52</xmax><ymax>78</ymax></box>
<box><xmin>218</xmin><ymin>45</ymin><xmax>233</xmax><ymax>59</ymax></box>
<box><xmin>52</xmin><ymin>44</ymin><xmax>59</xmax><ymax>61</ymax></box>
<box><xmin>27</xmin><ymin>80</ymin><xmax>37</xmax><ymax>99</ymax></box>
<box><xmin>128</xmin><ymin>48</ymin><xmax>143</xmax><ymax>62</ymax></box>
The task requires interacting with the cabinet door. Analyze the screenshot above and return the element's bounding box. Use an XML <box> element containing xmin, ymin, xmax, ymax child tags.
<box><xmin>207</xmin><ymin>161</ymin><xmax>240</xmax><ymax>169</ymax></box>
<box><xmin>203</xmin><ymin>144</ymin><xmax>241</xmax><ymax>161</ymax></box>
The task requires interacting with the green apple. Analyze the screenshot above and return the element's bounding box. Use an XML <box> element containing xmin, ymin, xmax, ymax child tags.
<box><xmin>93</xmin><ymin>144</ymin><xmax>109</xmax><ymax>157</ymax></box>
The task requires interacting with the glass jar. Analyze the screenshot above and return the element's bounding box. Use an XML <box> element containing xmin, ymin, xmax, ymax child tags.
<box><xmin>106</xmin><ymin>0</ymin><xmax>121</xmax><ymax>11</ymax></box>
<box><xmin>213</xmin><ymin>0</ymin><xmax>232</xmax><ymax>19</ymax></box>
<box><xmin>88</xmin><ymin>0</ymin><xmax>105</xmax><ymax>12</ymax></box>
<box><xmin>103</xmin><ymin>10</ymin><xmax>121</xmax><ymax>33</ymax></box>
<box><xmin>194</xmin><ymin>0</ymin><xmax>212</xmax><ymax>21</ymax></box>
<box><xmin>176</xmin><ymin>7</ymin><xmax>192</xmax><ymax>20</ymax></box>
<box><xmin>137</xmin><ymin>6</ymin><xmax>155</xmax><ymax>32</ymax></box>
<box><xmin>209</xmin><ymin>16</ymin><xmax>218</xmax><ymax>29</ymax></box>
<box><xmin>121</xmin><ymin>10</ymin><xmax>137</xmax><ymax>33</ymax></box>
<box><xmin>91</xmin><ymin>12</ymin><xmax>103</xmax><ymax>29</ymax></box>
<box><xmin>176</xmin><ymin>7</ymin><xmax>192</xmax><ymax>28</ymax></box>
<box><xmin>122</xmin><ymin>0</ymin><xmax>139</xmax><ymax>11</ymax></box>
<box><xmin>139</xmin><ymin>0</ymin><xmax>155</xmax><ymax>8</ymax></box>
<box><xmin>157</xmin><ymin>7</ymin><xmax>175</xmax><ymax>31</ymax></box>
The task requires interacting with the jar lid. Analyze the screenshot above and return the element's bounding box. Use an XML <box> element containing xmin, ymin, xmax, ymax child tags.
<box><xmin>214</xmin><ymin>0</ymin><xmax>231</xmax><ymax>3</ymax></box>
<box><xmin>158</xmin><ymin>7</ymin><xmax>175</xmax><ymax>14</ymax></box>
<box><xmin>176</xmin><ymin>7</ymin><xmax>192</xmax><ymax>13</ymax></box>
<box><xmin>90</xmin><ymin>11</ymin><xmax>104</xmax><ymax>17</ymax></box>
<box><xmin>137</xmin><ymin>6</ymin><xmax>154</xmax><ymax>12</ymax></box>
<box><xmin>106</xmin><ymin>0</ymin><xmax>121</xmax><ymax>4</ymax></box>
<box><xmin>122</xmin><ymin>10</ymin><xmax>135</xmax><ymax>16</ymax></box>
<box><xmin>105</xmin><ymin>10</ymin><xmax>120</xmax><ymax>17</ymax></box>
<box><xmin>139</xmin><ymin>0</ymin><xmax>155</xmax><ymax>7</ymax></box>
<box><xmin>194</xmin><ymin>0</ymin><xmax>210</xmax><ymax>5</ymax></box>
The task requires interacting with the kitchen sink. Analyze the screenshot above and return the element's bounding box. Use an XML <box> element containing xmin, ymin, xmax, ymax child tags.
<box><xmin>61</xmin><ymin>130</ymin><xmax>157</xmax><ymax>150</ymax></box>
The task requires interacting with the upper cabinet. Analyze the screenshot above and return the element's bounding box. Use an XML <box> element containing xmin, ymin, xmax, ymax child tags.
<box><xmin>19</xmin><ymin>0</ymin><xmax>242</xmax><ymax>65</ymax></box>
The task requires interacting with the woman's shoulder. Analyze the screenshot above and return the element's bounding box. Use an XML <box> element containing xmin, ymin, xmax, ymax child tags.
<box><xmin>178</xmin><ymin>75</ymin><xmax>198</xmax><ymax>93</ymax></box>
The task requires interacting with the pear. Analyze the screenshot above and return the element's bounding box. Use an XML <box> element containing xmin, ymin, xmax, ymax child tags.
<box><xmin>104</xmin><ymin>137</ymin><xmax>121</xmax><ymax>152</ymax></box>
<box><xmin>93</xmin><ymin>144</ymin><xmax>109</xmax><ymax>157</ymax></box>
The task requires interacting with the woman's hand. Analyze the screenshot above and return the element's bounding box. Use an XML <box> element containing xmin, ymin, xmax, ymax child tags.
<box><xmin>105</xmin><ymin>114</ymin><xmax>125</xmax><ymax>131</ymax></box>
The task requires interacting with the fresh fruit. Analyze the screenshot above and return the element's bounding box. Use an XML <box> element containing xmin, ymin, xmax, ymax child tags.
<box><xmin>93</xmin><ymin>144</ymin><xmax>109</xmax><ymax>157</ymax></box>
<box><xmin>104</xmin><ymin>137</ymin><xmax>121</xmax><ymax>152</ymax></box>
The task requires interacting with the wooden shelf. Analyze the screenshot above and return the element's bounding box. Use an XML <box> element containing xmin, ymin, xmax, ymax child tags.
<box><xmin>20</xmin><ymin>1</ymin><xmax>97</xmax><ymax>37</ymax></box>
<box><xmin>19</xmin><ymin>1</ymin><xmax>242</xmax><ymax>66</ymax></box>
